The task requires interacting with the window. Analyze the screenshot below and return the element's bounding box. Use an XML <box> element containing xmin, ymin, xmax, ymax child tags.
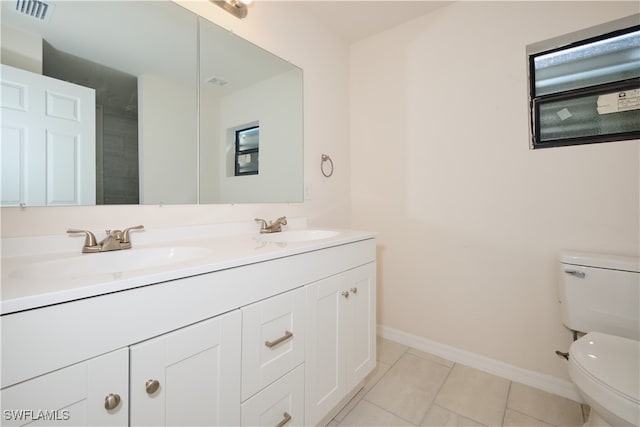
<box><xmin>234</xmin><ymin>125</ymin><xmax>259</xmax><ymax>176</ymax></box>
<box><xmin>528</xmin><ymin>18</ymin><xmax>640</xmax><ymax>149</ymax></box>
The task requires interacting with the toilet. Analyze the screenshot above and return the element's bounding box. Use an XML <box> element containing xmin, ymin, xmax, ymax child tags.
<box><xmin>558</xmin><ymin>252</ymin><xmax>640</xmax><ymax>427</ymax></box>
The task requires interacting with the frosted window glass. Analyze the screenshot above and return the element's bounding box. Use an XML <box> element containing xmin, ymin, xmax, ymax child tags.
<box><xmin>538</xmin><ymin>93</ymin><xmax>640</xmax><ymax>142</ymax></box>
<box><xmin>534</xmin><ymin>30</ymin><xmax>640</xmax><ymax>96</ymax></box>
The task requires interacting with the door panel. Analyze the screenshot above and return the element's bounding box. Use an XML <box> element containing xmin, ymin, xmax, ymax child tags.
<box><xmin>0</xmin><ymin>64</ymin><xmax>95</xmax><ymax>206</ymax></box>
<box><xmin>130</xmin><ymin>310</ymin><xmax>241</xmax><ymax>427</ymax></box>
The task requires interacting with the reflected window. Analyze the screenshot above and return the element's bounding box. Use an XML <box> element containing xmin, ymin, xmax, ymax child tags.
<box><xmin>528</xmin><ymin>24</ymin><xmax>640</xmax><ymax>149</ymax></box>
<box><xmin>235</xmin><ymin>126</ymin><xmax>259</xmax><ymax>176</ymax></box>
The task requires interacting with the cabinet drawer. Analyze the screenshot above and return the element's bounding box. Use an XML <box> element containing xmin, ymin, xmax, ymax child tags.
<box><xmin>241</xmin><ymin>287</ymin><xmax>305</xmax><ymax>400</ymax></box>
<box><xmin>241</xmin><ymin>364</ymin><xmax>304</xmax><ymax>427</ymax></box>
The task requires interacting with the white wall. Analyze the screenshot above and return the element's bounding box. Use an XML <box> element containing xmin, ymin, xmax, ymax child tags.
<box><xmin>138</xmin><ymin>74</ymin><xmax>197</xmax><ymax>204</ymax></box>
<box><xmin>350</xmin><ymin>1</ymin><xmax>639</xmax><ymax>381</ymax></box>
<box><xmin>1</xmin><ymin>1</ymin><xmax>351</xmax><ymax>236</ymax></box>
<box><xmin>0</xmin><ymin>25</ymin><xmax>42</xmax><ymax>74</ymax></box>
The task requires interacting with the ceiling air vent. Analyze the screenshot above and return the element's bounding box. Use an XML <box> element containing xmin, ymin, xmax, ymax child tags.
<box><xmin>14</xmin><ymin>0</ymin><xmax>55</xmax><ymax>22</ymax></box>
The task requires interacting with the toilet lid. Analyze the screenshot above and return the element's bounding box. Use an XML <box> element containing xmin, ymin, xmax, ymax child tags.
<box><xmin>570</xmin><ymin>332</ymin><xmax>640</xmax><ymax>403</ymax></box>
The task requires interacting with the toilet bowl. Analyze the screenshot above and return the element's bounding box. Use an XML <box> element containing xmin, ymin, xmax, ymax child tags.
<box><xmin>558</xmin><ymin>252</ymin><xmax>640</xmax><ymax>427</ymax></box>
<box><xmin>568</xmin><ymin>332</ymin><xmax>639</xmax><ymax>427</ymax></box>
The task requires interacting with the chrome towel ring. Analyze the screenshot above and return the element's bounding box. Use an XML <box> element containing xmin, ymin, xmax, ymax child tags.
<box><xmin>321</xmin><ymin>154</ymin><xmax>334</xmax><ymax>177</ymax></box>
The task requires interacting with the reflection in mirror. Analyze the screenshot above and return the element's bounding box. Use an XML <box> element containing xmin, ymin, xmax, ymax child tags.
<box><xmin>0</xmin><ymin>1</ymin><xmax>303</xmax><ymax>206</ymax></box>
<box><xmin>198</xmin><ymin>17</ymin><xmax>303</xmax><ymax>204</ymax></box>
<box><xmin>0</xmin><ymin>1</ymin><xmax>198</xmax><ymax>206</ymax></box>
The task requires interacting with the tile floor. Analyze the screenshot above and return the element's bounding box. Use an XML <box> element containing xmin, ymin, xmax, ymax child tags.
<box><xmin>327</xmin><ymin>337</ymin><xmax>587</xmax><ymax>427</ymax></box>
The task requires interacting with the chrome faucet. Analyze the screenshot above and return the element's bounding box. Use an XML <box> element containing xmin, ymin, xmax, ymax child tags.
<box><xmin>255</xmin><ymin>216</ymin><xmax>287</xmax><ymax>233</ymax></box>
<box><xmin>67</xmin><ymin>225</ymin><xmax>144</xmax><ymax>253</ymax></box>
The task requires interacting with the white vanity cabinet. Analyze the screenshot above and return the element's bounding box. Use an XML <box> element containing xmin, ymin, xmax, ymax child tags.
<box><xmin>0</xmin><ymin>348</ymin><xmax>129</xmax><ymax>427</ymax></box>
<box><xmin>129</xmin><ymin>310</ymin><xmax>241</xmax><ymax>426</ymax></box>
<box><xmin>304</xmin><ymin>262</ymin><xmax>377</xmax><ymax>426</ymax></box>
<box><xmin>1</xmin><ymin>230</ymin><xmax>376</xmax><ymax>427</ymax></box>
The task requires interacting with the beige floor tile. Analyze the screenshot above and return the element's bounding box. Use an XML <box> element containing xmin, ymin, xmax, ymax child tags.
<box><xmin>421</xmin><ymin>404</ymin><xmax>485</xmax><ymax>426</ymax></box>
<box><xmin>334</xmin><ymin>361</ymin><xmax>392</xmax><ymax>422</ymax></box>
<box><xmin>326</xmin><ymin>420</ymin><xmax>340</xmax><ymax>427</ymax></box>
<box><xmin>334</xmin><ymin>387</ymin><xmax>367</xmax><ymax>423</ymax></box>
<box><xmin>365</xmin><ymin>361</ymin><xmax>392</xmax><ymax>389</ymax></box>
<box><xmin>434</xmin><ymin>364</ymin><xmax>510</xmax><ymax>426</ymax></box>
<box><xmin>338</xmin><ymin>400</ymin><xmax>412</xmax><ymax>426</ymax></box>
<box><xmin>503</xmin><ymin>408</ymin><xmax>553</xmax><ymax>426</ymax></box>
<box><xmin>365</xmin><ymin>353</ymin><xmax>450</xmax><ymax>424</ymax></box>
<box><xmin>377</xmin><ymin>336</ymin><xmax>408</xmax><ymax>365</ymax></box>
<box><xmin>408</xmin><ymin>348</ymin><xmax>455</xmax><ymax>368</ymax></box>
<box><xmin>334</xmin><ymin>362</ymin><xmax>390</xmax><ymax>421</ymax></box>
<box><xmin>507</xmin><ymin>382</ymin><xmax>583</xmax><ymax>427</ymax></box>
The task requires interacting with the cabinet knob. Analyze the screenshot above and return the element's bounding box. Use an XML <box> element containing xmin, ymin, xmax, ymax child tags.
<box><xmin>145</xmin><ymin>379</ymin><xmax>160</xmax><ymax>395</ymax></box>
<box><xmin>104</xmin><ymin>393</ymin><xmax>121</xmax><ymax>411</ymax></box>
<box><xmin>350</xmin><ymin>287</ymin><xmax>358</xmax><ymax>294</ymax></box>
<box><xmin>341</xmin><ymin>291</ymin><xmax>349</xmax><ymax>298</ymax></box>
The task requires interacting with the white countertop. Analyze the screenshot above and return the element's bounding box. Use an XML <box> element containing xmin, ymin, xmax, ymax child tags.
<box><xmin>1</xmin><ymin>220</ymin><xmax>376</xmax><ymax>315</ymax></box>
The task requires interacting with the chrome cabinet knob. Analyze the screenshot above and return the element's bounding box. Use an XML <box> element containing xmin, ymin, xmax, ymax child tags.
<box><xmin>104</xmin><ymin>393</ymin><xmax>121</xmax><ymax>411</ymax></box>
<box><xmin>350</xmin><ymin>287</ymin><xmax>358</xmax><ymax>294</ymax></box>
<box><xmin>341</xmin><ymin>291</ymin><xmax>349</xmax><ymax>298</ymax></box>
<box><xmin>145</xmin><ymin>379</ymin><xmax>160</xmax><ymax>395</ymax></box>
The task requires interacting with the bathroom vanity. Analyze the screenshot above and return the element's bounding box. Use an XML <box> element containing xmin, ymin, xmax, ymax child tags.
<box><xmin>1</xmin><ymin>221</ymin><xmax>376</xmax><ymax>426</ymax></box>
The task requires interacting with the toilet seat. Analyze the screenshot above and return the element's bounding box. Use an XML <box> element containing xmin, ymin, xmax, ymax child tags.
<box><xmin>568</xmin><ymin>332</ymin><xmax>639</xmax><ymax>426</ymax></box>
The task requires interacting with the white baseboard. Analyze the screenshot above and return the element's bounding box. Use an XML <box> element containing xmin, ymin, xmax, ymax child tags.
<box><xmin>377</xmin><ymin>324</ymin><xmax>582</xmax><ymax>403</ymax></box>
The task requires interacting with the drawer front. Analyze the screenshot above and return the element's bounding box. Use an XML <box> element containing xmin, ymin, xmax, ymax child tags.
<box><xmin>241</xmin><ymin>364</ymin><xmax>304</xmax><ymax>427</ymax></box>
<box><xmin>241</xmin><ymin>287</ymin><xmax>305</xmax><ymax>400</ymax></box>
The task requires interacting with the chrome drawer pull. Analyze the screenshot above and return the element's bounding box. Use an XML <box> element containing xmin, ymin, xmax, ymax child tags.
<box><xmin>275</xmin><ymin>412</ymin><xmax>292</xmax><ymax>427</ymax></box>
<box><xmin>265</xmin><ymin>331</ymin><xmax>293</xmax><ymax>349</ymax></box>
<box><xmin>565</xmin><ymin>269</ymin><xmax>586</xmax><ymax>279</ymax></box>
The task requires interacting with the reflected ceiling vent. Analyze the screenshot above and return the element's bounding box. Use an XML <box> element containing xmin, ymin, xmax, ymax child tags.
<box><xmin>207</xmin><ymin>76</ymin><xmax>229</xmax><ymax>87</ymax></box>
<box><xmin>13</xmin><ymin>0</ymin><xmax>55</xmax><ymax>22</ymax></box>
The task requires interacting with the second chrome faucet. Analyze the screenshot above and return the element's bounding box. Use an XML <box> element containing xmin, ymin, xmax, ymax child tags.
<box><xmin>67</xmin><ymin>225</ymin><xmax>144</xmax><ymax>253</ymax></box>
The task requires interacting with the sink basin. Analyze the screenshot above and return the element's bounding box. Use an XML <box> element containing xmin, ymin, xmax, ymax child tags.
<box><xmin>256</xmin><ymin>229</ymin><xmax>339</xmax><ymax>243</ymax></box>
<box><xmin>10</xmin><ymin>246</ymin><xmax>213</xmax><ymax>280</ymax></box>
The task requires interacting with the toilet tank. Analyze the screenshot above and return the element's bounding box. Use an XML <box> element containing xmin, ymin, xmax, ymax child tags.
<box><xmin>558</xmin><ymin>252</ymin><xmax>640</xmax><ymax>340</ymax></box>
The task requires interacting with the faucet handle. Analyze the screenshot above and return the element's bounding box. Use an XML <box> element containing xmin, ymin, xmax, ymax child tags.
<box><xmin>275</xmin><ymin>216</ymin><xmax>287</xmax><ymax>225</ymax></box>
<box><xmin>122</xmin><ymin>225</ymin><xmax>144</xmax><ymax>244</ymax></box>
<box><xmin>67</xmin><ymin>229</ymin><xmax>98</xmax><ymax>248</ymax></box>
<box><xmin>105</xmin><ymin>229</ymin><xmax>123</xmax><ymax>239</ymax></box>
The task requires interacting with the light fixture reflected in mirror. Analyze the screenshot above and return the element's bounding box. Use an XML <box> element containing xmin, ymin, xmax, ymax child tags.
<box><xmin>211</xmin><ymin>0</ymin><xmax>251</xmax><ymax>19</ymax></box>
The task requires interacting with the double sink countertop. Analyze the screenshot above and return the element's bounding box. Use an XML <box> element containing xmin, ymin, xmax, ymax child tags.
<box><xmin>1</xmin><ymin>219</ymin><xmax>376</xmax><ymax>315</ymax></box>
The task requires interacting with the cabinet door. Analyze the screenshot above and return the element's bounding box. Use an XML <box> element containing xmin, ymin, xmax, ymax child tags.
<box><xmin>242</xmin><ymin>286</ymin><xmax>305</xmax><ymax>401</ymax></box>
<box><xmin>346</xmin><ymin>263</ymin><xmax>377</xmax><ymax>388</ymax></box>
<box><xmin>241</xmin><ymin>364</ymin><xmax>304</xmax><ymax>426</ymax></box>
<box><xmin>304</xmin><ymin>273</ymin><xmax>349</xmax><ymax>426</ymax></box>
<box><xmin>130</xmin><ymin>310</ymin><xmax>241</xmax><ymax>426</ymax></box>
<box><xmin>305</xmin><ymin>262</ymin><xmax>377</xmax><ymax>426</ymax></box>
<box><xmin>1</xmin><ymin>348</ymin><xmax>128</xmax><ymax>426</ymax></box>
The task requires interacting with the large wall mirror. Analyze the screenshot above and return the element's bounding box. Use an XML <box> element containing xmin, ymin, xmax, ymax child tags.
<box><xmin>0</xmin><ymin>1</ymin><xmax>303</xmax><ymax>206</ymax></box>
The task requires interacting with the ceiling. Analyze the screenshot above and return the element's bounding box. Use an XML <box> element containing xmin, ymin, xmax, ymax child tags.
<box><xmin>287</xmin><ymin>1</ymin><xmax>453</xmax><ymax>44</ymax></box>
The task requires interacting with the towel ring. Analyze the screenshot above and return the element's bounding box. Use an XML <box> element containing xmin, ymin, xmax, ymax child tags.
<box><xmin>321</xmin><ymin>154</ymin><xmax>334</xmax><ymax>178</ymax></box>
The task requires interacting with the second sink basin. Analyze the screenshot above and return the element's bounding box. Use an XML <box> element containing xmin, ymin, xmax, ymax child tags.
<box><xmin>256</xmin><ymin>229</ymin><xmax>339</xmax><ymax>243</ymax></box>
<box><xmin>11</xmin><ymin>246</ymin><xmax>213</xmax><ymax>280</ymax></box>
